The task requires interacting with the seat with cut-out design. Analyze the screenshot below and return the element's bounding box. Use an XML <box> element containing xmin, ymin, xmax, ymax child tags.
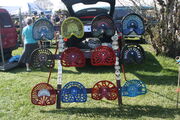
<box><xmin>91</xmin><ymin>46</ymin><xmax>116</xmax><ymax>66</ymax></box>
<box><xmin>61</xmin><ymin>81</ymin><xmax>87</xmax><ymax>103</ymax></box>
<box><xmin>122</xmin><ymin>13</ymin><xmax>145</xmax><ymax>35</ymax></box>
<box><xmin>122</xmin><ymin>80</ymin><xmax>147</xmax><ymax>97</ymax></box>
<box><xmin>30</xmin><ymin>48</ymin><xmax>55</xmax><ymax>69</ymax></box>
<box><xmin>91</xmin><ymin>80</ymin><xmax>118</xmax><ymax>100</ymax></box>
<box><xmin>61</xmin><ymin>17</ymin><xmax>84</xmax><ymax>39</ymax></box>
<box><xmin>32</xmin><ymin>18</ymin><xmax>54</xmax><ymax>40</ymax></box>
<box><xmin>92</xmin><ymin>15</ymin><xmax>115</xmax><ymax>38</ymax></box>
<box><xmin>31</xmin><ymin>83</ymin><xmax>56</xmax><ymax>106</ymax></box>
<box><xmin>61</xmin><ymin>47</ymin><xmax>86</xmax><ymax>67</ymax></box>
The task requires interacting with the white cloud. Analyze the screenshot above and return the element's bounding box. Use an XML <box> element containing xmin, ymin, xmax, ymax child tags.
<box><xmin>0</xmin><ymin>0</ymin><xmax>34</xmax><ymax>6</ymax></box>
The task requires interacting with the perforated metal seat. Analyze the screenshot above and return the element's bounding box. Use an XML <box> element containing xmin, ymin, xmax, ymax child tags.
<box><xmin>91</xmin><ymin>46</ymin><xmax>116</xmax><ymax>66</ymax></box>
<box><xmin>122</xmin><ymin>80</ymin><xmax>147</xmax><ymax>97</ymax></box>
<box><xmin>31</xmin><ymin>83</ymin><xmax>56</xmax><ymax>106</ymax></box>
<box><xmin>61</xmin><ymin>47</ymin><xmax>86</xmax><ymax>67</ymax></box>
<box><xmin>61</xmin><ymin>81</ymin><xmax>87</xmax><ymax>103</ymax></box>
<box><xmin>91</xmin><ymin>80</ymin><xmax>118</xmax><ymax>100</ymax></box>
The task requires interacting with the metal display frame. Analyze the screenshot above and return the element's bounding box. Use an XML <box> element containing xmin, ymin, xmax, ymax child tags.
<box><xmin>55</xmin><ymin>33</ymin><xmax>122</xmax><ymax>109</ymax></box>
<box><xmin>30</xmin><ymin>0</ymin><xmax>149</xmax><ymax>107</ymax></box>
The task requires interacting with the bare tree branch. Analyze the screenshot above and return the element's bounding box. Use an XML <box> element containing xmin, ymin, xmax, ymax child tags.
<box><xmin>156</xmin><ymin>0</ymin><xmax>166</xmax><ymax>6</ymax></box>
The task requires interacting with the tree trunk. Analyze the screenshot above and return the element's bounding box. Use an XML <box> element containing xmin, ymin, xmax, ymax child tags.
<box><xmin>150</xmin><ymin>0</ymin><xmax>180</xmax><ymax>58</ymax></box>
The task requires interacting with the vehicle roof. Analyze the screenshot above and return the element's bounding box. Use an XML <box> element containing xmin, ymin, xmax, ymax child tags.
<box><xmin>62</xmin><ymin>0</ymin><xmax>115</xmax><ymax>5</ymax></box>
<box><xmin>0</xmin><ymin>8</ymin><xmax>9</xmax><ymax>13</ymax></box>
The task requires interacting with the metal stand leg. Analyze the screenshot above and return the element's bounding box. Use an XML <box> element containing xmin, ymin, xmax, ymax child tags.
<box><xmin>117</xmin><ymin>80</ymin><xmax>122</xmax><ymax>106</ymax></box>
<box><xmin>176</xmin><ymin>66</ymin><xmax>180</xmax><ymax>108</ymax></box>
<box><xmin>112</xmin><ymin>33</ymin><xmax>123</xmax><ymax>106</ymax></box>
<box><xmin>56</xmin><ymin>36</ymin><xmax>64</xmax><ymax>109</ymax></box>
<box><xmin>56</xmin><ymin>85</ymin><xmax>62</xmax><ymax>109</ymax></box>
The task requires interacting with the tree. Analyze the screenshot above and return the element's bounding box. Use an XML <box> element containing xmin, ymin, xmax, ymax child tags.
<box><xmin>150</xmin><ymin>0</ymin><xmax>180</xmax><ymax>57</ymax></box>
<box><xmin>129</xmin><ymin>0</ymin><xmax>180</xmax><ymax>58</ymax></box>
<box><xmin>34</xmin><ymin>0</ymin><xmax>53</xmax><ymax>10</ymax></box>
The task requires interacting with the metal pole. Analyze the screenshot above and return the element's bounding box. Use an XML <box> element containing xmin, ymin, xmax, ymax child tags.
<box><xmin>19</xmin><ymin>8</ymin><xmax>23</xmax><ymax>45</ymax></box>
<box><xmin>56</xmin><ymin>35</ymin><xmax>64</xmax><ymax>109</ymax></box>
<box><xmin>56</xmin><ymin>60</ymin><xmax>62</xmax><ymax>109</ymax></box>
<box><xmin>176</xmin><ymin>66</ymin><xmax>180</xmax><ymax>108</ymax></box>
<box><xmin>0</xmin><ymin>27</ymin><xmax>5</xmax><ymax>69</ymax></box>
<box><xmin>112</xmin><ymin>33</ymin><xmax>122</xmax><ymax>106</ymax></box>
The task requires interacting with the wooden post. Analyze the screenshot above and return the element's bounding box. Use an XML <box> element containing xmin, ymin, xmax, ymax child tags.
<box><xmin>112</xmin><ymin>33</ymin><xmax>122</xmax><ymax>106</ymax></box>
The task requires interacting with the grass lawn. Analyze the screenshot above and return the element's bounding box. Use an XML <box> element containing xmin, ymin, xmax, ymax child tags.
<box><xmin>0</xmin><ymin>45</ymin><xmax>179</xmax><ymax>120</ymax></box>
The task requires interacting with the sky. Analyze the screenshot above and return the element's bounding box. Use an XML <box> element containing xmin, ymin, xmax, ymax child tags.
<box><xmin>0</xmin><ymin>0</ymin><xmax>65</xmax><ymax>12</ymax></box>
<box><xmin>0</xmin><ymin>0</ymin><xmax>154</xmax><ymax>12</ymax></box>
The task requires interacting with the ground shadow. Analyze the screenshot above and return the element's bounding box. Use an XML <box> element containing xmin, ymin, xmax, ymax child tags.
<box><xmin>40</xmin><ymin>105</ymin><xmax>180</xmax><ymax>119</ymax></box>
<box><xmin>124</xmin><ymin>51</ymin><xmax>163</xmax><ymax>73</ymax></box>
<box><xmin>121</xmin><ymin>51</ymin><xmax>178</xmax><ymax>85</ymax></box>
<box><xmin>5</xmin><ymin>66</ymin><xmax>59</xmax><ymax>74</ymax></box>
<box><xmin>148</xmin><ymin>89</ymin><xmax>177</xmax><ymax>102</ymax></box>
<box><xmin>76</xmin><ymin>51</ymin><xmax>163</xmax><ymax>74</ymax></box>
<box><xmin>68</xmin><ymin>51</ymin><xmax>179</xmax><ymax>86</ymax></box>
<box><xmin>76</xmin><ymin>65</ymin><xmax>114</xmax><ymax>74</ymax></box>
<box><xmin>132</xmin><ymin>72</ymin><xmax>178</xmax><ymax>85</ymax></box>
<box><xmin>7</xmin><ymin>67</ymin><xmax>82</xmax><ymax>75</ymax></box>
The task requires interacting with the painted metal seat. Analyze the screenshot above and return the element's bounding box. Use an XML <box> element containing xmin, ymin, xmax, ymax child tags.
<box><xmin>32</xmin><ymin>18</ymin><xmax>54</xmax><ymax>40</ymax></box>
<box><xmin>122</xmin><ymin>13</ymin><xmax>145</xmax><ymax>35</ymax></box>
<box><xmin>61</xmin><ymin>47</ymin><xmax>86</xmax><ymax>67</ymax></box>
<box><xmin>31</xmin><ymin>83</ymin><xmax>56</xmax><ymax>106</ymax></box>
<box><xmin>61</xmin><ymin>17</ymin><xmax>84</xmax><ymax>39</ymax></box>
<box><xmin>91</xmin><ymin>80</ymin><xmax>118</xmax><ymax>100</ymax></box>
<box><xmin>61</xmin><ymin>81</ymin><xmax>87</xmax><ymax>103</ymax></box>
<box><xmin>122</xmin><ymin>79</ymin><xmax>147</xmax><ymax>97</ymax></box>
<box><xmin>91</xmin><ymin>46</ymin><xmax>116</xmax><ymax>66</ymax></box>
<box><xmin>30</xmin><ymin>48</ymin><xmax>55</xmax><ymax>69</ymax></box>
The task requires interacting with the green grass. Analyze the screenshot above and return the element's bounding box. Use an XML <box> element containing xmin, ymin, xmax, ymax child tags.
<box><xmin>0</xmin><ymin>45</ymin><xmax>180</xmax><ymax>120</ymax></box>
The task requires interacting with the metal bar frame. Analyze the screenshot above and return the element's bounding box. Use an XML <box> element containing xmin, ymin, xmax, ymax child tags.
<box><xmin>55</xmin><ymin>33</ymin><xmax>123</xmax><ymax>108</ymax></box>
